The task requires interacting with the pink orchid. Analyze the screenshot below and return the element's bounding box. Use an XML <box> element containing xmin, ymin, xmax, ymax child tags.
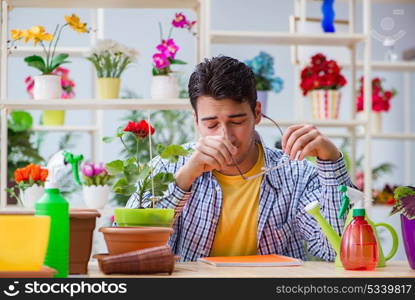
<box><xmin>81</xmin><ymin>163</ymin><xmax>94</xmax><ymax>177</ymax></box>
<box><xmin>156</xmin><ymin>39</ymin><xmax>179</xmax><ymax>59</ymax></box>
<box><xmin>93</xmin><ymin>162</ymin><xmax>107</xmax><ymax>176</ymax></box>
<box><xmin>153</xmin><ymin>52</ymin><xmax>169</xmax><ymax>69</ymax></box>
<box><xmin>172</xmin><ymin>12</ymin><xmax>187</xmax><ymax>28</ymax></box>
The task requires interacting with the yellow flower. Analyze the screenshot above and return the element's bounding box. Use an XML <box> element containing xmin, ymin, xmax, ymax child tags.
<box><xmin>65</xmin><ymin>14</ymin><xmax>88</xmax><ymax>33</ymax></box>
<box><xmin>28</xmin><ymin>26</ymin><xmax>54</xmax><ymax>46</ymax></box>
<box><xmin>22</xmin><ymin>29</ymin><xmax>32</xmax><ymax>43</ymax></box>
<box><xmin>11</xmin><ymin>29</ymin><xmax>23</xmax><ymax>40</ymax></box>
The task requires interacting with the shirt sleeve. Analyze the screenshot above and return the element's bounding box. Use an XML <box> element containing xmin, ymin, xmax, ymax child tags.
<box><xmin>295</xmin><ymin>153</ymin><xmax>355</xmax><ymax>261</ymax></box>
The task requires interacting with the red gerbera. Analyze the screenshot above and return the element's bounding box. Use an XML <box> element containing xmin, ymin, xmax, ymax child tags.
<box><xmin>123</xmin><ymin>120</ymin><xmax>155</xmax><ymax>139</ymax></box>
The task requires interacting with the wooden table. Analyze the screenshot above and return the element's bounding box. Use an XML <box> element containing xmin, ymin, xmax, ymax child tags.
<box><xmin>87</xmin><ymin>260</ymin><xmax>415</xmax><ymax>278</ymax></box>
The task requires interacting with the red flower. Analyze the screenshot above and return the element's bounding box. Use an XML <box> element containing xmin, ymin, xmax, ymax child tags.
<box><xmin>123</xmin><ymin>120</ymin><xmax>155</xmax><ymax>139</ymax></box>
<box><xmin>355</xmin><ymin>76</ymin><xmax>395</xmax><ymax>113</ymax></box>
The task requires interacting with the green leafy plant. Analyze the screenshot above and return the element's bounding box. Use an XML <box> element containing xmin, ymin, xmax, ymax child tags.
<box><xmin>104</xmin><ymin>119</ymin><xmax>191</xmax><ymax>209</ymax></box>
<box><xmin>391</xmin><ymin>186</ymin><xmax>415</xmax><ymax>219</ymax></box>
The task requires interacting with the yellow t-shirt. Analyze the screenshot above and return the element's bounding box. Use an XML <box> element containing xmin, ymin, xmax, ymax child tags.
<box><xmin>210</xmin><ymin>144</ymin><xmax>264</xmax><ymax>257</ymax></box>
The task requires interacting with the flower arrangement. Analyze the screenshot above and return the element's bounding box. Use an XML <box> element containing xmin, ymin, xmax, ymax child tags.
<box><xmin>25</xmin><ymin>67</ymin><xmax>75</xmax><ymax>99</ymax></box>
<box><xmin>356</xmin><ymin>77</ymin><xmax>397</xmax><ymax>113</ymax></box>
<box><xmin>86</xmin><ymin>39</ymin><xmax>139</xmax><ymax>78</ymax></box>
<box><xmin>244</xmin><ymin>51</ymin><xmax>283</xmax><ymax>93</ymax></box>
<box><xmin>152</xmin><ymin>12</ymin><xmax>196</xmax><ymax>76</ymax></box>
<box><xmin>391</xmin><ymin>186</ymin><xmax>415</xmax><ymax>219</ymax></box>
<box><xmin>10</xmin><ymin>14</ymin><xmax>89</xmax><ymax>74</ymax></box>
<box><xmin>373</xmin><ymin>184</ymin><xmax>398</xmax><ymax>206</ymax></box>
<box><xmin>104</xmin><ymin>119</ymin><xmax>191</xmax><ymax>209</ymax></box>
<box><xmin>300</xmin><ymin>53</ymin><xmax>347</xmax><ymax>96</ymax></box>
<box><xmin>81</xmin><ymin>162</ymin><xmax>111</xmax><ymax>187</ymax></box>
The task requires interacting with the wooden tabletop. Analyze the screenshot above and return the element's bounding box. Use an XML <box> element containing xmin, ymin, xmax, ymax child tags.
<box><xmin>87</xmin><ymin>260</ymin><xmax>415</xmax><ymax>278</ymax></box>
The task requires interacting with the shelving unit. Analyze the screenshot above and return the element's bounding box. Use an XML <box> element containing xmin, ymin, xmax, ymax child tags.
<box><xmin>0</xmin><ymin>0</ymin><xmax>414</xmax><ymax>209</ymax></box>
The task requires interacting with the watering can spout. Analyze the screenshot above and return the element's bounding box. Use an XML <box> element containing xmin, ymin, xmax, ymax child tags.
<box><xmin>305</xmin><ymin>201</ymin><xmax>341</xmax><ymax>256</ymax></box>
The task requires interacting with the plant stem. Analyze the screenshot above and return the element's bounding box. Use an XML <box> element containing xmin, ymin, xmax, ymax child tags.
<box><xmin>39</xmin><ymin>41</ymin><xmax>50</xmax><ymax>73</ymax></box>
<box><xmin>167</xmin><ymin>27</ymin><xmax>173</xmax><ymax>40</ymax></box>
<box><xmin>119</xmin><ymin>135</ymin><xmax>136</xmax><ymax>162</ymax></box>
<box><xmin>51</xmin><ymin>23</ymin><xmax>68</xmax><ymax>68</ymax></box>
<box><xmin>47</xmin><ymin>24</ymin><xmax>59</xmax><ymax>69</ymax></box>
<box><xmin>158</xmin><ymin>22</ymin><xmax>163</xmax><ymax>41</ymax></box>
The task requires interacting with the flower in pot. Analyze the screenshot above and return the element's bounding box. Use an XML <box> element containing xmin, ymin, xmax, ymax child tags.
<box><xmin>151</xmin><ymin>12</ymin><xmax>196</xmax><ymax>99</ymax></box>
<box><xmin>356</xmin><ymin>77</ymin><xmax>397</xmax><ymax>133</ymax></box>
<box><xmin>101</xmin><ymin>118</ymin><xmax>191</xmax><ymax>254</ymax></box>
<box><xmin>300</xmin><ymin>53</ymin><xmax>347</xmax><ymax>120</ymax></box>
<box><xmin>25</xmin><ymin>67</ymin><xmax>76</xmax><ymax>125</ymax></box>
<box><xmin>244</xmin><ymin>51</ymin><xmax>283</xmax><ymax>115</ymax></box>
<box><xmin>391</xmin><ymin>186</ymin><xmax>415</xmax><ymax>269</ymax></box>
<box><xmin>6</xmin><ymin>163</ymin><xmax>48</xmax><ymax>208</ymax></box>
<box><xmin>86</xmin><ymin>39</ymin><xmax>138</xmax><ymax>99</ymax></box>
<box><xmin>81</xmin><ymin>162</ymin><xmax>112</xmax><ymax>209</ymax></box>
<box><xmin>10</xmin><ymin>14</ymin><xmax>89</xmax><ymax>125</ymax></box>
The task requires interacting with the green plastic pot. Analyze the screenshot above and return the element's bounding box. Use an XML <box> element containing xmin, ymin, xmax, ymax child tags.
<box><xmin>114</xmin><ymin>208</ymin><xmax>174</xmax><ymax>227</ymax></box>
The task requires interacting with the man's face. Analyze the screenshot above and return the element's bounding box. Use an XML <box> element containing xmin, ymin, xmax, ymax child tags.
<box><xmin>194</xmin><ymin>96</ymin><xmax>261</xmax><ymax>165</ymax></box>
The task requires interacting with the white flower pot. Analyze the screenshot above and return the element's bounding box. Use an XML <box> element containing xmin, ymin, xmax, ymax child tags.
<box><xmin>151</xmin><ymin>75</ymin><xmax>179</xmax><ymax>99</ymax></box>
<box><xmin>257</xmin><ymin>90</ymin><xmax>268</xmax><ymax>115</ymax></box>
<box><xmin>20</xmin><ymin>184</ymin><xmax>44</xmax><ymax>208</ymax></box>
<box><xmin>33</xmin><ymin>75</ymin><xmax>61</xmax><ymax>100</ymax></box>
<box><xmin>83</xmin><ymin>185</ymin><xmax>110</xmax><ymax>209</ymax></box>
<box><xmin>356</xmin><ymin>112</ymin><xmax>382</xmax><ymax>134</ymax></box>
<box><xmin>309</xmin><ymin>89</ymin><xmax>341</xmax><ymax>120</ymax></box>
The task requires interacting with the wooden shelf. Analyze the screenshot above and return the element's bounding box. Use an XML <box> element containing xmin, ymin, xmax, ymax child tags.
<box><xmin>339</xmin><ymin>61</ymin><xmax>415</xmax><ymax>72</ymax></box>
<box><xmin>6</xmin><ymin>0</ymin><xmax>199</xmax><ymax>9</ymax></box>
<box><xmin>8</xmin><ymin>47</ymin><xmax>89</xmax><ymax>58</ymax></box>
<box><xmin>31</xmin><ymin>125</ymin><xmax>99</xmax><ymax>132</ymax></box>
<box><xmin>210</xmin><ymin>31</ymin><xmax>366</xmax><ymax>46</ymax></box>
<box><xmin>0</xmin><ymin>99</ymin><xmax>192</xmax><ymax>110</ymax></box>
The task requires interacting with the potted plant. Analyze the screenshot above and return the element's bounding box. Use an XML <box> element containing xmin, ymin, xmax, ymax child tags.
<box><xmin>6</xmin><ymin>163</ymin><xmax>48</xmax><ymax>208</ymax></box>
<box><xmin>391</xmin><ymin>186</ymin><xmax>415</xmax><ymax>269</ymax></box>
<box><xmin>86</xmin><ymin>39</ymin><xmax>138</xmax><ymax>99</ymax></box>
<box><xmin>151</xmin><ymin>12</ymin><xmax>196</xmax><ymax>99</ymax></box>
<box><xmin>101</xmin><ymin>118</ymin><xmax>191</xmax><ymax>254</ymax></box>
<box><xmin>356</xmin><ymin>77</ymin><xmax>396</xmax><ymax>133</ymax></box>
<box><xmin>300</xmin><ymin>53</ymin><xmax>347</xmax><ymax>120</ymax></box>
<box><xmin>10</xmin><ymin>14</ymin><xmax>89</xmax><ymax>125</ymax></box>
<box><xmin>244</xmin><ymin>51</ymin><xmax>283</xmax><ymax>114</ymax></box>
<box><xmin>25</xmin><ymin>67</ymin><xmax>76</xmax><ymax>126</ymax></box>
<box><xmin>81</xmin><ymin>162</ymin><xmax>111</xmax><ymax>209</ymax></box>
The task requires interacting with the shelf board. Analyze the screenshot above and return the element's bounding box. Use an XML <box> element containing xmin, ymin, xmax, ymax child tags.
<box><xmin>31</xmin><ymin>125</ymin><xmax>98</xmax><ymax>132</ymax></box>
<box><xmin>339</xmin><ymin>61</ymin><xmax>415</xmax><ymax>72</ymax></box>
<box><xmin>0</xmin><ymin>99</ymin><xmax>192</xmax><ymax>110</ymax></box>
<box><xmin>8</xmin><ymin>47</ymin><xmax>89</xmax><ymax>58</ymax></box>
<box><xmin>258</xmin><ymin>118</ymin><xmax>365</xmax><ymax>128</ymax></box>
<box><xmin>6</xmin><ymin>0</ymin><xmax>199</xmax><ymax>8</ymax></box>
<box><xmin>210</xmin><ymin>31</ymin><xmax>366</xmax><ymax>46</ymax></box>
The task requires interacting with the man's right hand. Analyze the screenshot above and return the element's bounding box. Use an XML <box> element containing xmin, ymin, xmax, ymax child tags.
<box><xmin>175</xmin><ymin>135</ymin><xmax>238</xmax><ymax>191</ymax></box>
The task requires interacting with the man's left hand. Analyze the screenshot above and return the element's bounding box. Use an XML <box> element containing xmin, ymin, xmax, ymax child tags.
<box><xmin>281</xmin><ymin>124</ymin><xmax>341</xmax><ymax>162</ymax></box>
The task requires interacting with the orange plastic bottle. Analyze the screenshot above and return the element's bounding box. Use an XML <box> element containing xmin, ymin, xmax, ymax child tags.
<box><xmin>340</xmin><ymin>209</ymin><xmax>378</xmax><ymax>270</ymax></box>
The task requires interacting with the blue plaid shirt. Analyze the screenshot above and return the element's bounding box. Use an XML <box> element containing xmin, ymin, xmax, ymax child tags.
<box><xmin>126</xmin><ymin>135</ymin><xmax>354</xmax><ymax>262</ymax></box>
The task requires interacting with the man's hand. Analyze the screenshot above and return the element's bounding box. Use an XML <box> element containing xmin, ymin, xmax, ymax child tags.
<box><xmin>175</xmin><ymin>136</ymin><xmax>237</xmax><ymax>191</ymax></box>
<box><xmin>281</xmin><ymin>124</ymin><xmax>341</xmax><ymax>161</ymax></box>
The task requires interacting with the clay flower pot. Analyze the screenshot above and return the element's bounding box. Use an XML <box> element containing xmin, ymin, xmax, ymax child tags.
<box><xmin>99</xmin><ymin>226</ymin><xmax>173</xmax><ymax>255</ymax></box>
<box><xmin>69</xmin><ymin>209</ymin><xmax>101</xmax><ymax>274</ymax></box>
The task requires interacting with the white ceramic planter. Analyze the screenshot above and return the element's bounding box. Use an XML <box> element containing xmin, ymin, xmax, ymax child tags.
<box><xmin>150</xmin><ymin>75</ymin><xmax>179</xmax><ymax>99</ymax></box>
<box><xmin>257</xmin><ymin>90</ymin><xmax>268</xmax><ymax>115</ymax></box>
<box><xmin>20</xmin><ymin>184</ymin><xmax>44</xmax><ymax>208</ymax></box>
<box><xmin>33</xmin><ymin>75</ymin><xmax>61</xmax><ymax>100</ymax></box>
<box><xmin>309</xmin><ymin>89</ymin><xmax>341</xmax><ymax>120</ymax></box>
<box><xmin>83</xmin><ymin>185</ymin><xmax>110</xmax><ymax>209</ymax></box>
<box><xmin>357</xmin><ymin>112</ymin><xmax>382</xmax><ymax>134</ymax></box>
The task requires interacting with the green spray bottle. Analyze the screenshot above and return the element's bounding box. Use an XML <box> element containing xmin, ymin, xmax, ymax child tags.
<box><xmin>35</xmin><ymin>150</ymin><xmax>83</xmax><ymax>278</ymax></box>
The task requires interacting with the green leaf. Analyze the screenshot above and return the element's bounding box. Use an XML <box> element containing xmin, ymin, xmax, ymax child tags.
<box><xmin>156</xmin><ymin>144</ymin><xmax>166</xmax><ymax>155</ymax></box>
<box><xmin>102</xmin><ymin>136</ymin><xmax>115</xmax><ymax>143</ymax></box>
<box><xmin>137</xmin><ymin>164</ymin><xmax>151</xmax><ymax>181</ymax></box>
<box><xmin>105</xmin><ymin>160</ymin><xmax>124</xmax><ymax>175</ymax></box>
<box><xmin>160</xmin><ymin>144</ymin><xmax>190</xmax><ymax>163</ymax></box>
<box><xmin>170</xmin><ymin>59</ymin><xmax>187</xmax><ymax>65</ymax></box>
<box><xmin>112</xmin><ymin>178</ymin><xmax>136</xmax><ymax>195</ymax></box>
<box><xmin>24</xmin><ymin>55</ymin><xmax>47</xmax><ymax>73</ymax></box>
<box><xmin>50</xmin><ymin>53</ymin><xmax>70</xmax><ymax>71</ymax></box>
<box><xmin>151</xmin><ymin>172</ymin><xmax>175</xmax><ymax>196</ymax></box>
<box><xmin>8</xmin><ymin>111</ymin><xmax>33</xmax><ymax>132</ymax></box>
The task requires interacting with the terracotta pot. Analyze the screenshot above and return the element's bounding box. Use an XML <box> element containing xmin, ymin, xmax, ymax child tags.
<box><xmin>0</xmin><ymin>209</ymin><xmax>101</xmax><ymax>274</ymax></box>
<box><xmin>99</xmin><ymin>226</ymin><xmax>173</xmax><ymax>255</ymax></box>
<box><xmin>69</xmin><ymin>209</ymin><xmax>101</xmax><ymax>274</ymax></box>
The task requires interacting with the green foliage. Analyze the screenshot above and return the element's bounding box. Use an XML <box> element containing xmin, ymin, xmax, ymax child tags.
<box><xmin>24</xmin><ymin>54</ymin><xmax>70</xmax><ymax>74</ymax></box>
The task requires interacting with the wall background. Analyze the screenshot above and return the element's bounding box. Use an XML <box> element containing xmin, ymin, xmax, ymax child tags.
<box><xmin>7</xmin><ymin>0</ymin><xmax>415</xmax><ymax>260</ymax></box>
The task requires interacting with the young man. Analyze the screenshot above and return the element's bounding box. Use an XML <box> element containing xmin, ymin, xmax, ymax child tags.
<box><xmin>126</xmin><ymin>56</ymin><xmax>354</xmax><ymax>262</ymax></box>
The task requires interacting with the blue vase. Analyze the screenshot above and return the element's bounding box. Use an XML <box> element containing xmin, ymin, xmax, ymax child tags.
<box><xmin>321</xmin><ymin>0</ymin><xmax>335</xmax><ymax>33</ymax></box>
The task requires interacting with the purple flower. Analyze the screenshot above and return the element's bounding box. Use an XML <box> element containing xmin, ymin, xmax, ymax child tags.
<box><xmin>81</xmin><ymin>163</ymin><xmax>94</xmax><ymax>177</ymax></box>
<box><xmin>93</xmin><ymin>162</ymin><xmax>107</xmax><ymax>176</ymax></box>
<box><xmin>172</xmin><ymin>12</ymin><xmax>187</xmax><ymax>28</ymax></box>
<box><xmin>153</xmin><ymin>52</ymin><xmax>169</xmax><ymax>69</ymax></box>
<box><xmin>156</xmin><ymin>39</ymin><xmax>179</xmax><ymax>59</ymax></box>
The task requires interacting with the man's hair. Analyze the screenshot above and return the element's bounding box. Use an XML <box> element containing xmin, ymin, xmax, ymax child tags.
<box><xmin>188</xmin><ymin>56</ymin><xmax>257</xmax><ymax>116</ymax></box>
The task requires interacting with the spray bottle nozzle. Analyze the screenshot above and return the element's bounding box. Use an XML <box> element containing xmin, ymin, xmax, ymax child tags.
<box><xmin>63</xmin><ymin>151</ymin><xmax>83</xmax><ymax>186</ymax></box>
<box><xmin>337</xmin><ymin>185</ymin><xmax>366</xmax><ymax>219</ymax></box>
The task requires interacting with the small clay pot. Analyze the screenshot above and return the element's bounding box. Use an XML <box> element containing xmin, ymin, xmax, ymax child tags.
<box><xmin>99</xmin><ymin>226</ymin><xmax>173</xmax><ymax>255</ymax></box>
<box><xmin>69</xmin><ymin>209</ymin><xmax>101</xmax><ymax>274</ymax></box>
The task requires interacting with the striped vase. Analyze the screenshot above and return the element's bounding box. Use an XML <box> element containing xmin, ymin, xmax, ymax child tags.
<box><xmin>309</xmin><ymin>89</ymin><xmax>341</xmax><ymax>120</ymax></box>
